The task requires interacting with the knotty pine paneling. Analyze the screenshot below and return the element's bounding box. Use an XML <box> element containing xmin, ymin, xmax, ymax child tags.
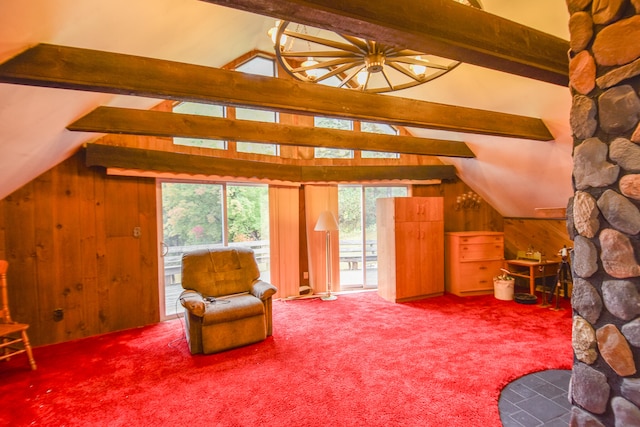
<box><xmin>503</xmin><ymin>218</ymin><xmax>573</xmax><ymax>262</ymax></box>
<box><xmin>413</xmin><ymin>181</ymin><xmax>570</xmax><ymax>265</ymax></box>
<box><xmin>0</xmin><ymin>199</ymin><xmax>5</xmax><ymax>259</ymax></box>
<box><xmin>1</xmin><ymin>151</ymin><xmax>159</xmax><ymax>346</ymax></box>
<box><xmin>413</xmin><ymin>179</ymin><xmax>504</xmax><ymax>232</ymax></box>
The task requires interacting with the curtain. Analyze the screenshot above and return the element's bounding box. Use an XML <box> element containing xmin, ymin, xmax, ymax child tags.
<box><xmin>304</xmin><ymin>185</ymin><xmax>339</xmax><ymax>294</ymax></box>
<box><xmin>269</xmin><ymin>186</ymin><xmax>300</xmax><ymax>298</ymax></box>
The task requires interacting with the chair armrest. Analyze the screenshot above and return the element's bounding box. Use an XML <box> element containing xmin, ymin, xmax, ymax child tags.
<box><xmin>251</xmin><ymin>280</ymin><xmax>277</xmax><ymax>301</ymax></box>
<box><xmin>179</xmin><ymin>290</ymin><xmax>206</xmax><ymax>317</ymax></box>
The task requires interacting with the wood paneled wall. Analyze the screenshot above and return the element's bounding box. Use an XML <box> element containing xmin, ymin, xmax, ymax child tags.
<box><xmin>413</xmin><ymin>179</ymin><xmax>504</xmax><ymax>232</ymax></box>
<box><xmin>0</xmin><ymin>99</ymin><xmax>573</xmax><ymax>346</ymax></box>
<box><xmin>414</xmin><ymin>180</ymin><xmax>572</xmax><ymax>263</ymax></box>
<box><xmin>0</xmin><ymin>150</ymin><xmax>573</xmax><ymax>346</ymax></box>
<box><xmin>503</xmin><ymin>218</ymin><xmax>573</xmax><ymax>262</ymax></box>
<box><xmin>0</xmin><ymin>203</ymin><xmax>5</xmax><ymax>260</ymax></box>
<box><xmin>1</xmin><ymin>151</ymin><xmax>159</xmax><ymax>346</ymax></box>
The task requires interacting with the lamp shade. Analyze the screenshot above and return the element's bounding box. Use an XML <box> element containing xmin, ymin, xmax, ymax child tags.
<box><xmin>314</xmin><ymin>211</ymin><xmax>339</xmax><ymax>232</ymax></box>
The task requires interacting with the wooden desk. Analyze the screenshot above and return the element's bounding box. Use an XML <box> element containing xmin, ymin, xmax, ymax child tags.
<box><xmin>504</xmin><ymin>259</ymin><xmax>560</xmax><ymax>295</ymax></box>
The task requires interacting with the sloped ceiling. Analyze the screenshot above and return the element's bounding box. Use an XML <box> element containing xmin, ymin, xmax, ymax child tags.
<box><xmin>0</xmin><ymin>0</ymin><xmax>572</xmax><ymax>217</ymax></box>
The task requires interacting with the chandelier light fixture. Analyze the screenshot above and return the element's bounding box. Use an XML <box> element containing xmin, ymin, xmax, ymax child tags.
<box><xmin>268</xmin><ymin>0</ymin><xmax>482</xmax><ymax>93</ymax></box>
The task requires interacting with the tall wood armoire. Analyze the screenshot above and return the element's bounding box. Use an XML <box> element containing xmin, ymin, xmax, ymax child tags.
<box><xmin>376</xmin><ymin>197</ymin><xmax>444</xmax><ymax>303</ymax></box>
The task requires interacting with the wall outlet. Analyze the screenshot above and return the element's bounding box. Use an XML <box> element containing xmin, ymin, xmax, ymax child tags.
<box><xmin>133</xmin><ymin>226</ymin><xmax>141</xmax><ymax>238</ymax></box>
<box><xmin>303</xmin><ymin>271</ymin><xmax>309</xmax><ymax>279</ymax></box>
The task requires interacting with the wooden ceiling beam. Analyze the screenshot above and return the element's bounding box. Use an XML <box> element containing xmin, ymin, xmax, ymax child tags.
<box><xmin>0</xmin><ymin>44</ymin><xmax>553</xmax><ymax>141</ymax></box>
<box><xmin>84</xmin><ymin>144</ymin><xmax>457</xmax><ymax>182</ymax></box>
<box><xmin>201</xmin><ymin>0</ymin><xmax>569</xmax><ymax>86</ymax></box>
<box><xmin>68</xmin><ymin>106</ymin><xmax>475</xmax><ymax>158</ymax></box>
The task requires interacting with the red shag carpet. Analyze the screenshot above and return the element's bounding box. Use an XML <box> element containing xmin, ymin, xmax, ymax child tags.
<box><xmin>0</xmin><ymin>292</ymin><xmax>572</xmax><ymax>426</ymax></box>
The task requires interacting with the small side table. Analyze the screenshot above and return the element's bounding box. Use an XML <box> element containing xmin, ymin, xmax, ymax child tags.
<box><xmin>504</xmin><ymin>259</ymin><xmax>560</xmax><ymax>296</ymax></box>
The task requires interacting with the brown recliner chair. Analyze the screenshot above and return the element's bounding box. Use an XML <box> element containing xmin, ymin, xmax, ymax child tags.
<box><xmin>179</xmin><ymin>247</ymin><xmax>277</xmax><ymax>354</ymax></box>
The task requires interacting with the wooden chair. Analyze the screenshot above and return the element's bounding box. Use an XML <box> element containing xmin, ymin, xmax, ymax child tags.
<box><xmin>0</xmin><ymin>260</ymin><xmax>36</xmax><ymax>370</ymax></box>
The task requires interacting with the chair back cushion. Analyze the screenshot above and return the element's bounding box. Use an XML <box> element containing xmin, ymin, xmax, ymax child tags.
<box><xmin>181</xmin><ymin>247</ymin><xmax>260</xmax><ymax>297</ymax></box>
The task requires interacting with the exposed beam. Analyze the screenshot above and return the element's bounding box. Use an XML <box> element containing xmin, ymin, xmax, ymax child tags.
<box><xmin>84</xmin><ymin>144</ymin><xmax>456</xmax><ymax>182</ymax></box>
<box><xmin>69</xmin><ymin>107</ymin><xmax>475</xmax><ymax>158</ymax></box>
<box><xmin>201</xmin><ymin>0</ymin><xmax>569</xmax><ymax>86</ymax></box>
<box><xmin>300</xmin><ymin>165</ymin><xmax>455</xmax><ymax>182</ymax></box>
<box><xmin>0</xmin><ymin>44</ymin><xmax>553</xmax><ymax>141</ymax></box>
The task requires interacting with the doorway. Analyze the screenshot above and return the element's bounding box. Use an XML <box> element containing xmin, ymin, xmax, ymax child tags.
<box><xmin>159</xmin><ymin>181</ymin><xmax>269</xmax><ymax>317</ymax></box>
<box><xmin>337</xmin><ymin>185</ymin><xmax>407</xmax><ymax>290</ymax></box>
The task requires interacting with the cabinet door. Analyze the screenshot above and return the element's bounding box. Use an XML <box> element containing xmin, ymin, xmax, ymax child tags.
<box><xmin>395</xmin><ymin>222</ymin><xmax>421</xmax><ymax>299</ymax></box>
<box><xmin>419</xmin><ymin>220</ymin><xmax>444</xmax><ymax>296</ymax></box>
<box><xmin>394</xmin><ymin>197</ymin><xmax>443</xmax><ymax>222</ymax></box>
<box><xmin>394</xmin><ymin>220</ymin><xmax>444</xmax><ymax>300</ymax></box>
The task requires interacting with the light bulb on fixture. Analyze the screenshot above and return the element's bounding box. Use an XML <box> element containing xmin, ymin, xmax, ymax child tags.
<box><xmin>410</xmin><ymin>56</ymin><xmax>427</xmax><ymax>76</ymax></box>
<box><xmin>267</xmin><ymin>20</ymin><xmax>287</xmax><ymax>45</ymax></box>
<box><xmin>302</xmin><ymin>57</ymin><xmax>321</xmax><ymax>80</ymax></box>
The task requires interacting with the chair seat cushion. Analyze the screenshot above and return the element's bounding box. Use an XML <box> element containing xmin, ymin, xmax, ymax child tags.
<box><xmin>202</xmin><ymin>294</ymin><xmax>265</xmax><ymax>326</ymax></box>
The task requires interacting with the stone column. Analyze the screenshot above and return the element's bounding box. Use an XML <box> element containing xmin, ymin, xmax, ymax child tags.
<box><xmin>568</xmin><ymin>1</ymin><xmax>640</xmax><ymax>425</ymax></box>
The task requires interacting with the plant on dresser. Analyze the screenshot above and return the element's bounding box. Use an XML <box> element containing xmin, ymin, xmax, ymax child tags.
<box><xmin>445</xmin><ymin>231</ymin><xmax>504</xmax><ymax>297</ymax></box>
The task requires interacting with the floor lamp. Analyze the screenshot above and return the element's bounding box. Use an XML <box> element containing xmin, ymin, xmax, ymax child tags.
<box><xmin>315</xmin><ymin>210</ymin><xmax>339</xmax><ymax>301</ymax></box>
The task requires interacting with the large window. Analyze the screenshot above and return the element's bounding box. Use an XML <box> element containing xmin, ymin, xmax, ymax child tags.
<box><xmin>313</xmin><ymin>118</ymin><xmax>400</xmax><ymax>159</ymax></box>
<box><xmin>173</xmin><ymin>103</ymin><xmax>226</xmax><ymax>149</ymax></box>
<box><xmin>160</xmin><ymin>182</ymin><xmax>269</xmax><ymax>317</ymax></box>
<box><xmin>314</xmin><ymin>117</ymin><xmax>354</xmax><ymax>158</ymax></box>
<box><xmin>235</xmin><ymin>57</ymin><xmax>279</xmax><ymax>156</ymax></box>
<box><xmin>236</xmin><ymin>107</ymin><xmax>279</xmax><ymax>155</ymax></box>
<box><xmin>361</xmin><ymin>122</ymin><xmax>400</xmax><ymax>159</ymax></box>
<box><xmin>172</xmin><ymin>55</ymin><xmax>280</xmax><ymax>155</ymax></box>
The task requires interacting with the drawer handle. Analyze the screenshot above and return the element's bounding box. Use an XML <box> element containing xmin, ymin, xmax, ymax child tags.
<box><xmin>479</xmin><ymin>266</ymin><xmax>487</xmax><ymax>270</ymax></box>
<box><xmin>479</xmin><ymin>280</ymin><xmax>488</xmax><ymax>283</ymax></box>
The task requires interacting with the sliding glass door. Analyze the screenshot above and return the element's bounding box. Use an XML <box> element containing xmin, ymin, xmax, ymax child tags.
<box><xmin>160</xmin><ymin>181</ymin><xmax>269</xmax><ymax>317</ymax></box>
<box><xmin>338</xmin><ymin>185</ymin><xmax>407</xmax><ymax>290</ymax></box>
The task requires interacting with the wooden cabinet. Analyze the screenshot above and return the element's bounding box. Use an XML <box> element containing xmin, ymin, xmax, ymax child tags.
<box><xmin>445</xmin><ymin>231</ymin><xmax>504</xmax><ymax>296</ymax></box>
<box><xmin>376</xmin><ymin>197</ymin><xmax>444</xmax><ymax>303</ymax></box>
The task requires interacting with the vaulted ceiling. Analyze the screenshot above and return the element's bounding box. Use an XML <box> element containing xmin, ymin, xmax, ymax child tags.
<box><xmin>0</xmin><ymin>0</ymin><xmax>572</xmax><ymax>217</ymax></box>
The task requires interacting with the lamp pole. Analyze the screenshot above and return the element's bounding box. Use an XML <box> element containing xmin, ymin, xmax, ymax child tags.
<box><xmin>322</xmin><ymin>228</ymin><xmax>337</xmax><ymax>301</ymax></box>
<box><xmin>314</xmin><ymin>211</ymin><xmax>339</xmax><ymax>301</ymax></box>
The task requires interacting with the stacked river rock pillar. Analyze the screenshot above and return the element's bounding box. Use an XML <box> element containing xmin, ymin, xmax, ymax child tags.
<box><xmin>568</xmin><ymin>0</ymin><xmax>640</xmax><ymax>425</ymax></box>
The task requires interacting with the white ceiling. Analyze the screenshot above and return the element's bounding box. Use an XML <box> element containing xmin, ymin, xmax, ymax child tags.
<box><xmin>0</xmin><ymin>0</ymin><xmax>573</xmax><ymax>217</ymax></box>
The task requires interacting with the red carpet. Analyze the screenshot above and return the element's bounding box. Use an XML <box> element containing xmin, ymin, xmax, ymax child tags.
<box><xmin>0</xmin><ymin>292</ymin><xmax>572</xmax><ymax>426</ymax></box>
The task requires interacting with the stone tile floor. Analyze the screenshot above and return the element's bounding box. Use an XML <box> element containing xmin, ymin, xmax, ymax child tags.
<box><xmin>499</xmin><ymin>369</ymin><xmax>572</xmax><ymax>426</ymax></box>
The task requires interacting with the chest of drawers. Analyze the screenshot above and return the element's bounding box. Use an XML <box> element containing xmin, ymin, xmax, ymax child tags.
<box><xmin>445</xmin><ymin>231</ymin><xmax>504</xmax><ymax>296</ymax></box>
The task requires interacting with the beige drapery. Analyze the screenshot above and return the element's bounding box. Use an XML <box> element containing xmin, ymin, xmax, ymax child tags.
<box><xmin>268</xmin><ymin>186</ymin><xmax>300</xmax><ymax>299</ymax></box>
<box><xmin>304</xmin><ymin>185</ymin><xmax>339</xmax><ymax>294</ymax></box>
